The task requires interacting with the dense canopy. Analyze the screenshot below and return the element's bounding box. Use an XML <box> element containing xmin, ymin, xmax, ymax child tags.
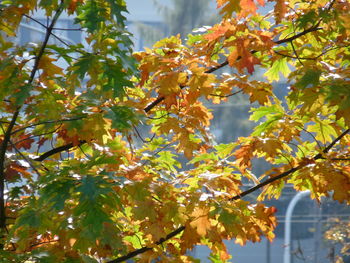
<box><xmin>0</xmin><ymin>0</ymin><xmax>349</xmax><ymax>262</ymax></box>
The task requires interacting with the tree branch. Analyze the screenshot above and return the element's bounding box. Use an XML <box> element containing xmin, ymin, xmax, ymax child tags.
<box><xmin>143</xmin><ymin>24</ymin><xmax>323</xmax><ymax>113</ymax></box>
<box><xmin>33</xmin><ymin>140</ymin><xmax>86</xmax><ymax>162</ymax></box>
<box><xmin>0</xmin><ymin>112</ymin><xmax>19</xmax><ymax>242</ymax></box>
<box><xmin>108</xmin><ymin>226</ymin><xmax>186</xmax><ymax>263</ymax></box>
<box><xmin>109</xmin><ymin>128</ymin><xmax>349</xmax><ymax>262</ymax></box>
<box><xmin>8</xmin><ymin>139</ymin><xmax>42</xmax><ymax>177</ymax></box>
<box><xmin>28</xmin><ymin>0</ymin><xmax>65</xmax><ymax>83</ymax></box>
<box><xmin>0</xmin><ymin>3</ymin><xmax>65</xmax><ymax>249</ymax></box>
<box><xmin>11</xmin><ymin>116</ymin><xmax>85</xmax><ymax>135</ymax></box>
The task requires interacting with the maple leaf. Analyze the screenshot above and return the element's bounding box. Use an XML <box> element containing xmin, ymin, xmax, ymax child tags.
<box><xmin>234</xmin><ymin>142</ymin><xmax>255</xmax><ymax>169</ymax></box>
<box><xmin>272</xmin><ymin>0</ymin><xmax>287</xmax><ymax>24</ymax></box>
<box><xmin>4</xmin><ymin>162</ymin><xmax>22</xmax><ymax>182</ymax></box>
<box><xmin>180</xmin><ymin>223</ymin><xmax>201</xmax><ymax>254</ymax></box>
<box><xmin>255</xmin><ymin>138</ymin><xmax>284</xmax><ymax>158</ymax></box>
<box><xmin>68</xmin><ymin>0</ymin><xmax>84</xmax><ymax>14</ymax></box>
<box><xmin>190</xmin><ymin>207</ymin><xmax>212</xmax><ymax>236</ymax></box>
<box><xmin>1</xmin><ymin>0</ymin><xmax>350</xmax><ymax>261</ymax></box>
<box><xmin>37</xmin><ymin>55</ymin><xmax>63</xmax><ymax>77</ymax></box>
<box><xmin>217</xmin><ymin>0</ymin><xmax>264</xmax><ymax>18</ymax></box>
<box><xmin>144</xmin><ymin>223</ymin><xmax>167</xmax><ymax>242</ymax></box>
<box><xmin>12</xmin><ymin>134</ymin><xmax>34</xmax><ymax>150</ymax></box>
<box><xmin>228</xmin><ymin>38</ymin><xmax>261</xmax><ymax>74</ymax></box>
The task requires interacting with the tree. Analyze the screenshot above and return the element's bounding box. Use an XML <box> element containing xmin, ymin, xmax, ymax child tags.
<box><xmin>324</xmin><ymin>217</ymin><xmax>350</xmax><ymax>263</ymax></box>
<box><xmin>0</xmin><ymin>0</ymin><xmax>349</xmax><ymax>262</ymax></box>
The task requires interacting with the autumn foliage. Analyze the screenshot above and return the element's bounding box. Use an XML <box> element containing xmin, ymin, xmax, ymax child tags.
<box><xmin>0</xmin><ymin>0</ymin><xmax>349</xmax><ymax>262</ymax></box>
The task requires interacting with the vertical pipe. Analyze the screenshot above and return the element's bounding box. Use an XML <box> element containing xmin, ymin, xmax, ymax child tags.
<box><xmin>284</xmin><ymin>190</ymin><xmax>310</xmax><ymax>263</ymax></box>
<box><xmin>266</xmin><ymin>238</ymin><xmax>271</xmax><ymax>263</ymax></box>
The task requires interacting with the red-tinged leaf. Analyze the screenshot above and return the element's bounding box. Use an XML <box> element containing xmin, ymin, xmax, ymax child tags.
<box><xmin>204</xmin><ymin>22</ymin><xmax>232</xmax><ymax>41</ymax></box>
<box><xmin>272</xmin><ymin>0</ymin><xmax>287</xmax><ymax>24</ymax></box>
<box><xmin>180</xmin><ymin>223</ymin><xmax>201</xmax><ymax>254</ymax></box>
<box><xmin>217</xmin><ymin>0</ymin><xmax>226</xmax><ymax>8</ymax></box>
<box><xmin>15</xmin><ymin>134</ymin><xmax>35</xmax><ymax>150</ymax></box>
<box><xmin>67</xmin><ymin>0</ymin><xmax>84</xmax><ymax>14</ymax></box>
<box><xmin>163</xmin><ymin>94</ymin><xmax>179</xmax><ymax>109</ymax></box>
<box><xmin>240</xmin><ymin>0</ymin><xmax>258</xmax><ymax>14</ymax></box>
<box><xmin>4</xmin><ymin>164</ymin><xmax>21</xmax><ymax>182</ymax></box>
<box><xmin>217</xmin><ymin>0</ymin><xmax>264</xmax><ymax>17</ymax></box>
<box><xmin>5</xmin><ymin>162</ymin><xmax>30</xmax><ymax>182</ymax></box>
<box><xmin>228</xmin><ymin>39</ymin><xmax>261</xmax><ymax>74</ymax></box>
<box><xmin>37</xmin><ymin>137</ymin><xmax>47</xmax><ymax>147</ymax></box>
<box><xmin>228</xmin><ymin>49</ymin><xmax>239</xmax><ymax>67</ymax></box>
<box><xmin>234</xmin><ymin>144</ymin><xmax>254</xmax><ymax>169</ymax></box>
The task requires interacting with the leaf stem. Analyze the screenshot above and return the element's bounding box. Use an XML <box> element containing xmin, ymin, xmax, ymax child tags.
<box><xmin>109</xmin><ymin>128</ymin><xmax>349</xmax><ymax>262</ymax></box>
<box><xmin>143</xmin><ymin>24</ymin><xmax>323</xmax><ymax>113</ymax></box>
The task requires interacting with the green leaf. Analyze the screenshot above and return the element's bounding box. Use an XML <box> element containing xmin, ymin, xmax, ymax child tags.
<box><xmin>124</xmin><ymin>235</ymin><xmax>143</xmax><ymax>249</ymax></box>
<box><xmin>214</xmin><ymin>143</ymin><xmax>236</xmax><ymax>159</ymax></box>
<box><xmin>296</xmin><ymin>69</ymin><xmax>322</xmax><ymax>88</ymax></box>
<box><xmin>73</xmin><ymin>53</ymin><xmax>96</xmax><ymax>79</ymax></box>
<box><xmin>306</xmin><ymin>120</ymin><xmax>338</xmax><ymax>143</ymax></box>
<box><xmin>296</xmin><ymin>10</ymin><xmax>317</xmax><ymax>29</ymax></box>
<box><xmin>101</xmin><ymin>60</ymin><xmax>133</xmax><ymax>97</ymax></box>
<box><xmin>40</xmin><ymin>178</ymin><xmax>76</xmax><ymax>211</ymax></box>
<box><xmin>250</xmin><ymin>105</ymin><xmax>283</xmax><ymax>122</ymax></box>
<box><xmin>264</xmin><ymin>58</ymin><xmax>291</xmax><ymax>82</ymax></box>
<box><xmin>208</xmin><ymin>253</ymin><xmax>230</xmax><ymax>263</ymax></box>
<box><xmin>81</xmin><ymin>255</ymin><xmax>99</xmax><ymax>263</ymax></box>
<box><xmin>78</xmin><ymin>204</ymin><xmax>111</xmax><ymax>240</ymax></box>
<box><xmin>11</xmin><ymin>84</ymin><xmax>32</xmax><ymax>105</ymax></box>
<box><xmin>252</xmin><ymin>115</ymin><xmax>283</xmax><ymax>136</ymax></box>
<box><xmin>157</xmin><ymin>151</ymin><xmax>181</xmax><ymax>172</ymax></box>
<box><xmin>105</xmin><ymin>0</ymin><xmax>128</xmax><ymax>27</ymax></box>
<box><xmin>77</xmin><ymin>176</ymin><xmax>111</xmax><ymax>202</ymax></box>
<box><xmin>189</xmin><ymin>152</ymin><xmax>218</xmax><ymax>164</ymax></box>
<box><xmin>75</xmin><ymin>1</ymin><xmax>106</xmax><ymax>33</ymax></box>
<box><xmin>105</xmin><ymin>105</ymin><xmax>139</xmax><ymax>131</ymax></box>
<box><xmin>218</xmin><ymin>208</ymin><xmax>238</xmax><ymax>226</ymax></box>
<box><xmin>47</xmin><ymin>45</ymin><xmax>74</xmax><ymax>64</ymax></box>
<box><xmin>16</xmin><ymin>207</ymin><xmax>42</xmax><ymax>228</ymax></box>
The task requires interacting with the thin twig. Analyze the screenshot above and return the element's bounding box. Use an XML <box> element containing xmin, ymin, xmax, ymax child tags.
<box><xmin>209</xmin><ymin>90</ymin><xmax>242</xmax><ymax>98</ymax></box>
<box><xmin>108</xmin><ymin>128</ymin><xmax>350</xmax><ymax>262</ymax></box>
<box><xmin>8</xmin><ymin>140</ymin><xmax>42</xmax><ymax>177</ymax></box>
<box><xmin>11</xmin><ymin>117</ymin><xmax>84</xmax><ymax>135</ymax></box>
<box><xmin>290</xmin><ymin>41</ymin><xmax>303</xmax><ymax>65</ymax></box>
<box><xmin>143</xmin><ymin>24</ymin><xmax>323</xmax><ymax>113</ymax></box>
<box><xmin>52</xmin><ymin>27</ymin><xmax>82</xmax><ymax>31</ymax></box>
<box><xmin>133</xmin><ymin>125</ymin><xmax>155</xmax><ymax>143</ymax></box>
<box><xmin>29</xmin><ymin>1</ymin><xmax>65</xmax><ymax>83</ymax></box>
<box><xmin>33</xmin><ymin>140</ymin><xmax>86</xmax><ymax>162</ymax></box>
<box><xmin>23</xmin><ymin>14</ymin><xmax>72</xmax><ymax>47</ymax></box>
<box><xmin>13</xmin><ymin>125</ymin><xmax>61</xmax><ymax>146</ymax></box>
<box><xmin>0</xmin><ymin>3</ymin><xmax>65</xmax><ymax>249</ymax></box>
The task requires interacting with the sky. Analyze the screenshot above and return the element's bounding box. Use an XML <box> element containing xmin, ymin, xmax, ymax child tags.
<box><xmin>126</xmin><ymin>0</ymin><xmax>171</xmax><ymax>22</ymax></box>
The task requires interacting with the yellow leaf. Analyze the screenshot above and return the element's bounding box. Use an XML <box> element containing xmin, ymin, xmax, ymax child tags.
<box><xmin>38</xmin><ymin>55</ymin><xmax>64</xmax><ymax>77</ymax></box>
<box><xmin>190</xmin><ymin>207</ymin><xmax>211</xmax><ymax>236</ymax></box>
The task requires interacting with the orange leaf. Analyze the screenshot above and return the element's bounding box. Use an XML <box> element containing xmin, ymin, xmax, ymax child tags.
<box><xmin>190</xmin><ymin>207</ymin><xmax>211</xmax><ymax>236</ymax></box>
<box><xmin>234</xmin><ymin>140</ymin><xmax>257</xmax><ymax>169</ymax></box>
<box><xmin>273</xmin><ymin>0</ymin><xmax>287</xmax><ymax>24</ymax></box>
<box><xmin>15</xmin><ymin>134</ymin><xmax>35</xmax><ymax>150</ymax></box>
<box><xmin>38</xmin><ymin>55</ymin><xmax>63</xmax><ymax>77</ymax></box>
